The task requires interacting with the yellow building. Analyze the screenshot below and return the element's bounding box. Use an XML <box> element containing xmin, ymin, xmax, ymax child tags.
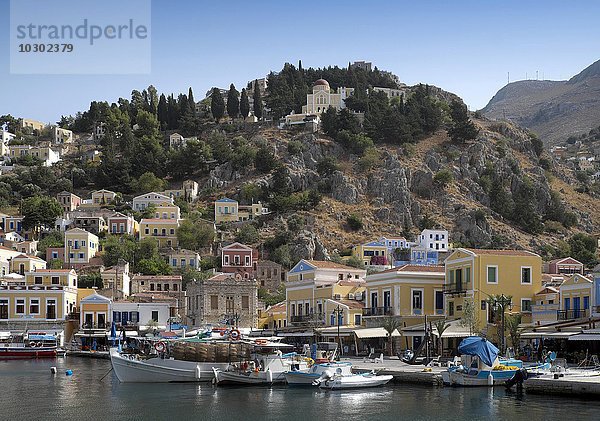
<box><xmin>139</xmin><ymin>218</ymin><xmax>180</xmax><ymax>248</ymax></box>
<box><xmin>285</xmin><ymin>259</ymin><xmax>367</xmax><ymax>328</ymax></box>
<box><xmin>0</xmin><ymin>269</ymin><xmax>78</xmax><ymax>323</ymax></box>
<box><xmin>214</xmin><ymin>198</ymin><xmax>268</xmax><ymax>224</ymax></box>
<box><xmin>64</xmin><ymin>228</ymin><xmax>99</xmax><ymax>266</ymax></box>
<box><xmin>80</xmin><ymin>292</ymin><xmax>111</xmax><ymax>328</ymax></box>
<box><xmin>259</xmin><ymin>301</ymin><xmax>288</xmax><ymax>330</ymax></box>
<box><xmin>214</xmin><ymin>198</ymin><xmax>238</xmax><ymax>223</ymax></box>
<box><xmin>90</xmin><ymin>189</ymin><xmax>117</xmax><ymax>206</ymax></box>
<box><xmin>352</xmin><ymin>240</ymin><xmax>390</xmax><ymax>267</ymax></box>
<box><xmin>532</xmin><ymin>286</ymin><xmax>560</xmax><ymax>325</ymax></box>
<box><xmin>10</xmin><ymin>254</ymin><xmax>47</xmax><ymax>275</ymax></box>
<box><xmin>302</xmin><ymin>79</ymin><xmax>354</xmax><ymax>115</ymax></box>
<box><xmin>154</xmin><ymin>204</ymin><xmax>181</xmax><ymax>220</ymax></box>
<box><xmin>559</xmin><ymin>274</ymin><xmax>594</xmax><ymax>320</ymax></box>
<box><xmin>444</xmin><ymin>248</ymin><xmax>542</xmax><ymax>333</ymax></box>
<box><xmin>364</xmin><ymin>264</ymin><xmax>445</xmax><ymax>323</ymax></box>
<box><xmin>20</xmin><ymin>118</ymin><xmax>45</xmax><ymax>132</ymax></box>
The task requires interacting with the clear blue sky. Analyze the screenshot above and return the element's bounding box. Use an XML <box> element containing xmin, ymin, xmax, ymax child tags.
<box><xmin>1</xmin><ymin>0</ymin><xmax>599</xmax><ymax>123</ymax></box>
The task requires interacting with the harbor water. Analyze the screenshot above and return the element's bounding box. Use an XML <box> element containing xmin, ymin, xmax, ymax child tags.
<box><xmin>2</xmin><ymin>358</ymin><xmax>600</xmax><ymax>420</ymax></box>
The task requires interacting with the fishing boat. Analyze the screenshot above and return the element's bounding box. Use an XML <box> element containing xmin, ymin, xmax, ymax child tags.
<box><xmin>285</xmin><ymin>361</ymin><xmax>353</xmax><ymax>385</ymax></box>
<box><xmin>313</xmin><ymin>368</ymin><xmax>393</xmax><ymax>390</ymax></box>
<box><xmin>111</xmin><ymin>336</ymin><xmax>246</xmax><ymax>383</ymax></box>
<box><xmin>0</xmin><ymin>331</ymin><xmax>58</xmax><ymax>359</ymax></box>
<box><xmin>212</xmin><ymin>343</ymin><xmax>311</xmax><ymax>385</ymax></box>
<box><xmin>442</xmin><ymin>336</ymin><xmax>521</xmax><ymax>387</ymax></box>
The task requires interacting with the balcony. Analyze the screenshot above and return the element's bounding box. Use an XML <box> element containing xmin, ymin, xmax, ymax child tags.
<box><xmin>362</xmin><ymin>307</ymin><xmax>393</xmax><ymax>317</ymax></box>
<box><xmin>81</xmin><ymin>322</ymin><xmax>107</xmax><ymax>329</ymax></box>
<box><xmin>557</xmin><ymin>309</ymin><xmax>590</xmax><ymax>321</ymax></box>
<box><xmin>443</xmin><ymin>283</ymin><xmax>468</xmax><ymax>296</ymax></box>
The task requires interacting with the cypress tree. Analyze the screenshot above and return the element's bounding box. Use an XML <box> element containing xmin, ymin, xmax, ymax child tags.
<box><xmin>226</xmin><ymin>83</ymin><xmax>240</xmax><ymax>120</ymax></box>
<box><xmin>211</xmin><ymin>88</ymin><xmax>225</xmax><ymax>122</ymax></box>
<box><xmin>157</xmin><ymin>94</ymin><xmax>168</xmax><ymax>130</ymax></box>
<box><xmin>253</xmin><ymin>80</ymin><xmax>263</xmax><ymax>120</ymax></box>
<box><xmin>188</xmin><ymin>87</ymin><xmax>196</xmax><ymax>115</ymax></box>
<box><xmin>240</xmin><ymin>88</ymin><xmax>250</xmax><ymax>119</ymax></box>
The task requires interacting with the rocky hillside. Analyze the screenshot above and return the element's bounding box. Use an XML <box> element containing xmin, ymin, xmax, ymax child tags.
<box><xmin>200</xmin><ymin>119</ymin><xmax>600</xmax><ymax>261</ymax></box>
<box><xmin>482</xmin><ymin>59</ymin><xmax>600</xmax><ymax>146</ymax></box>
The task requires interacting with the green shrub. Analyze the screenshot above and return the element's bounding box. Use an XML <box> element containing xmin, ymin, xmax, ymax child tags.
<box><xmin>433</xmin><ymin>169</ymin><xmax>454</xmax><ymax>188</ymax></box>
<box><xmin>347</xmin><ymin>214</ymin><xmax>363</xmax><ymax>231</ymax></box>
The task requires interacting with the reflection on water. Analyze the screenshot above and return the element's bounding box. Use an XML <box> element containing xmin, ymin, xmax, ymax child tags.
<box><xmin>2</xmin><ymin>358</ymin><xmax>600</xmax><ymax>421</ymax></box>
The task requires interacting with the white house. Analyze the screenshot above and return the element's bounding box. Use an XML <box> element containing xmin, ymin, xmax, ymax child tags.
<box><xmin>169</xmin><ymin>133</ymin><xmax>186</xmax><ymax>149</ymax></box>
<box><xmin>112</xmin><ymin>301</ymin><xmax>171</xmax><ymax>330</ymax></box>
<box><xmin>418</xmin><ymin>229</ymin><xmax>449</xmax><ymax>252</ymax></box>
<box><xmin>53</xmin><ymin>127</ymin><xmax>73</xmax><ymax>144</ymax></box>
<box><xmin>132</xmin><ymin>192</ymin><xmax>174</xmax><ymax>211</ymax></box>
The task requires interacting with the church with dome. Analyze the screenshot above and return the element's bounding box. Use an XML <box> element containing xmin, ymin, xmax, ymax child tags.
<box><xmin>301</xmin><ymin>79</ymin><xmax>354</xmax><ymax>115</ymax></box>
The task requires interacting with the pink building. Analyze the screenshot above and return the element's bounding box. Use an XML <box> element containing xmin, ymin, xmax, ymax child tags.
<box><xmin>106</xmin><ymin>212</ymin><xmax>136</xmax><ymax>236</ymax></box>
<box><xmin>221</xmin><ymin>242</ymin><xmax>258</xmax><ymax>279</ymax></box>
<box><xmin>547</xmin><ymin>257</ymin><xmax>584</xmax><ymax>275</ymax></box>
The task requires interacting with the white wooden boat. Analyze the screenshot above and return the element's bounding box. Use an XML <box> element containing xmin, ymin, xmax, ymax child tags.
<box><xmin>213</xmin><ymin>348</ymin><xmax>310</xmax><ymax>385</ymax></box>
<box><xmin>111</xmin><ymin>348</ymin><xmax>229</xmax><ymax>382</ymax></box>
<box><xmin>315</xmin><ymin>371</ymin><xmax>393</xmax><ymax>389</ymax></box>
<box><xmin>285</xmin><ymin>362</ymin><xmax>353</xmax><ymax>385</ymax></box>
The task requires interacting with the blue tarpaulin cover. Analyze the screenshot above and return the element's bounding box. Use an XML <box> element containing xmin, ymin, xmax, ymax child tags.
<box><xmin>458</xmin><ymin>336</ymin><xmax>499</xmax><ymax>367</ymax></box>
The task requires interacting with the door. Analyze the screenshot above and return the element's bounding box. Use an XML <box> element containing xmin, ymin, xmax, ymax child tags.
<box><xmin>573</xmin><ymin>297</ymin><xmax>581</xmax><ymax>318</ymax></box>
<box><xmin>98</xmin><ymin>313</ymin><xmax>106</xmax><ymax>329</ymax></box>
<box><xmin>46</xmin><ymin>300</ymin><xmax>56</xmax><ymax>320</ymax></box>
<box><xmin>383</xmin><ymin>291</ymin><xmax>391</xmax><ymax>314</ymax></box>
<box><xmin>84</xmin><ymin>313</ymin><xmax>93</xmax><ymax>328</ymax></box>
<box><xmin>122</xmin><ymin>311</ymin><xmax>129</xmax><ymax>326</ymax></box>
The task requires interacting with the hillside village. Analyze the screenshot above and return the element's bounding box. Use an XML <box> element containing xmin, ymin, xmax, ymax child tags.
<box><xmin>1</xmin><ymin>60</ymin><xmax>600</xmax><ymax>355</ymax></box>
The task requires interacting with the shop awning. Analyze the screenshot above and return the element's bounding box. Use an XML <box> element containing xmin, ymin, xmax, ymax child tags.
<box><xmin>401</xmin><ymin>319</ymin><xmax>471</xmax><ymax>338</ymax></box>
<box><xmin>569</xmin><ymin>334</ymin><xmax>600</xmax><ymax>341</ymax></box>
<box><xmin>75</xmin><ymin>332</ymin><xmax>108</xmax><ymax>338</ymax></box>
<box><xmin>0</xmin><ymin>331</ymin><xmax>11</xmax><ymax>340</ymax></box>
<box><xmin>277</xmin><ymin>331</ymin><xmax>314</xmax><ymax>337</ymax></box>
<box><xmin>521</xmin><ymin>331</ymin><xmax>581</xmax><ymax>338</ymax></box>
<box><xmin>354</xmin><ymin>327</ymin><xmax>400</xmax><ymax>339</ymax></box>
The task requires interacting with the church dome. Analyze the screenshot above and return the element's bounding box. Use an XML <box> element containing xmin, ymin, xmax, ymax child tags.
<box><xmin>313</xmin><ymin>79</ymin><xmax>329</xmax><ymax>87</ymax></box>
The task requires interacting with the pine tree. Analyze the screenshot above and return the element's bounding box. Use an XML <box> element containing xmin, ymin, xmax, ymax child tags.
<box><xmin>226</xmin><ymin>83</ymin><xmax>240</xmax><ymax>120</ymax></box>
<box><xmin>448</xmin><ymin>100</ymin><xmax>479</xmax><ymax>143</ymax></box>
<box><xmin>211</xmin><ymin>88</ymin><xmax>225</xmax><ymax>122</ymax></box>
<box><xmin>253</xmin><ymin>80</ymin><xmax>263</xmax><ymax>120</ymax></box>
<box><xmin>240</xmin><ymin>88</ymin><xmax>250</xmax><ymax>119</ymax></box>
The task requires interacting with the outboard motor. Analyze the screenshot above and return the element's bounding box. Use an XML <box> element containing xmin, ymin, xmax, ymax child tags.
<box><xmin>312</xmin><ymin>369</ymin><xmax>334</xmax><ymax>386</ymax></box>
<box><xmin>505</xmin><ymin>368</ymin><xmax>528</xmax><ymax>390</ymax></box>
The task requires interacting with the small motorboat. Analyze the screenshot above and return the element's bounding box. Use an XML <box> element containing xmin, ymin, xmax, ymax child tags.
<box><xmin>285</xmin><ymin>362</ymin><xmax>353</xmax><ymax>385</ymax></box>
<box><xmin>0</xmin><ymin>332</ymin><xmax>59</xmax><ymax>359</ymax></box>
<box><xmin>313</xmin><ymin>368</ymin><xmax>393</xmax><ymax>390</ymax></box>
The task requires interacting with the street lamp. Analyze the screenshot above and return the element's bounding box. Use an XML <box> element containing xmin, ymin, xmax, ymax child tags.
<box><xmin>487</xmin><ymin>294</ymin><xmax>513</xmax><ymax>355</ymax></box>
<box><xmin>333</xmin><ymin>305</ymin><xmax>344</xmax><ymax>359</ymax></box>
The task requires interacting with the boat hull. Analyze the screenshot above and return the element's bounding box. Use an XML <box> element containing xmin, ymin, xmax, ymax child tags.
<box><xmin>319</xmin><ymin>374</ymin><xmax>394</xmax><ymax>390</ymax></box>
<box><xmin>285</xmin><ymin>363</ymin><xmax>353</xmax><ymax>386</ymax></box>
<box><xmin>214</xmin><ymin>369</ymin><xmax>283</xmax><ymax>385</ymax></box>
<box><xmin>446</xmin><ymin>368</ymin><xmax>517</xmax><ymax>386</ymax></box>
<box><xmin>110</xmin><ymin>349</ymin><xmax>229</xmax><ymax>383</ymax></box>
<box><xmin>0</xmin><ymin>347</ymin><xmax>57</xmax><ymax>359</ymax></box>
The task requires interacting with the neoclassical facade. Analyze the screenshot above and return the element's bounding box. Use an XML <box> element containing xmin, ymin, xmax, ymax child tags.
<box><xmin>302</xmin><ymin>79</ymin><xmax>354</xmax><ymax>115</ymax></box>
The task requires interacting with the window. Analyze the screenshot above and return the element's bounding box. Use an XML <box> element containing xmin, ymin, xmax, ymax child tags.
<box><xmin>481</xmin><ymin>300</ymin><xmax>487</xmax><ymax>310</ymax></box>
<box><xmin>81</xmin><ymin>240</ymin><xmax>86</xmax><ymax>247</ymax></box>
<box><xmin>157</xmin><ymin>284</ymin><xmax>162</xmax><ymax>291</ymax></box>
<box><xmin>164</xmin><ymin>284</ymin><xmax>169</xmax><ymax>291</ymax></box>
<box><xmin>354</xmin><ymin>314</ymin><xmax>361</xmax><ymax>325</ymax></box>
<box><xmin>29</xmin><ymin>298</ymin><xmax>40</xmax><ymax>314</ymax></box>
<box><xmin>151</xmin><ymin>311</ymin><xmax>159</xmax><ymax>322</ymax></box>
<box><xmin>150</xmin><ymin>283</ymin><xmax>154</xmax><ymax>291</ymax></box>
<box><xmin>435</xmin><ymin>291</ymin><xmax>444</xmax><ymax>314</ymax></box>
<box><xmin>412</xmin><ymin>290</ymin><xmax>423</xmax><ymax>315</ymax></box>
<box><xmin>34</xmin><ymin>276</ymin><xmax>42</xmax><ymax>285</ymax></box>
<box><xmin>584</xmin><ymin>296</ymin><xmax>590</xmax><ymax>310</ymax></box>
<box><xmin>15</xmin><ymin>299</ymin><xmax>25</xmax><ymax>315</ymax></box>
<box><xmin>78</xmin><ymin>253</ymin><xmax>84</xmax><ymax>259</ymax></box>
<box><xmin>224</xmin><ymin>255</ymin><xmax>229</xmax><ymax>265</ymax></box>
<box><xmin>0</xmin><ymin>299</ymin><xmax>8</xmax><ymax>319</ymax></box>
<box><xmin>173</xmin><ymin>284</ymin><xmax>178</xmax><ymax>291</ymax></box>
<box><xmin>370</xmin><ymin>292</ymin><xmax>378</xmax><ymax>309</ymax></box>
<box><xmin>46</xmin><ymin>299</ymin><xmax>57</xmax><ymax>319</ymax></box>
<box><xmin>245</xmin><ymin>256</ymin><xmax>250</xmax><ymax>266</ymax></box>
<box><xmin>145</xmin><ymin>228</ymin><xmax>149</xmax><ymax>235</ymax></box>
<box><xmin>487</xmin><ymin>266</ymin><xmax>498</xmax><ymax>284</ymax></box>
<box><xmin>226</xmin><ymin>296</ymin><xmax>234</xmax><ymax>313</ymax></box>
<box><xmin>51</xmin><ymin>276</ymin><xmax>60</xmax><ymax>285</ymax></box>
<box><xmin>338</xmin><ymin>274</ymin><xmax>344</xmax><ymax>281</ymax></box>
<box><xmin>521</xmin><ymin>299</ymin><xmax>532</xmax><ymax>312</ymax></box>
<box><xmin>290</xmin><ymin>304</ymin><xmax>296</xmax><ymax>317</ymax></box>
<box><xmin>383</xmin><ymin>290</ymin><xmax>391</xmax><ymax>310</ymax></box>
<box><xmin>211</xmin><ymin>295</ymin><xmax>219</xmax><ymax>310</ymax></box>
<box><xmin>521</xmin><ymin>267</ymin><xmax>532</xmax><ymax>284</ymax></box>
<box><xmin>52</xmin><ymin>252</ymin><xmax>58</xmax><ymax>259</ymax></box>
<box><xmin>242</xmin><ymin>295</ymin><xmax>249</xmax><ymax>309</ymax></box>
<box><xmin>448</xmin><ymin>301</ymin><xmax>454</xmax><ymax>316</ymax></box>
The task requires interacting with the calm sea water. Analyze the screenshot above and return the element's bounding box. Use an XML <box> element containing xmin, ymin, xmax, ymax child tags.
<box><xmin>1</xmin><ymin>357</ymin><xmax>599</xmax><ymax>420</ymax></box>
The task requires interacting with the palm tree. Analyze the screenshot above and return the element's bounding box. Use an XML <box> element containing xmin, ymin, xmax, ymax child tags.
<box><xmin>434</xmin><ymin>318</ymin><xmax>449</xmax><ymax>356</ymax></box>
<box><xmin>380</xmin><ymin>316</ymin><xmax>402</xmax><ymax>356</ymax></box>
<box><xmin>505</xmin><ymin>314</ymin><xmax>522</xmax><ymax>356</ymax></box>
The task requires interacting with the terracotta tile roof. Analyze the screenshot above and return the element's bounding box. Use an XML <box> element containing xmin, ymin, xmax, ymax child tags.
<box><xmin>547</xmin><ymin>257</ymin><xmax>582</xmax><ymax>265</ymax></box>
<box><xmin>463</xmin><ymin>248</ymin><xmax>538</xmax><ymax>257</ymax></box>
<box><xmin>140</xmin><ymin>218</ymin><xmax>180</xmax><ymax>223</ymax></box>
<box><xmin>337</xmin><ymin>280</ymin><xmax>366</xmax><ymax>286</ymax></box>
<box><xmin>375</xmin><ymin>264</ymin><xmax>444</xmax><ymax>275</ymax></box>
<box><xmin>132</xmin><ymin>275</ymin><xmax>182</xmax><ymax>281</ymax></box>
<box><xmin>306</xmin><ymin>260</ymin><xmax>363</xmax><ymax>270</ymax></box>
<box><xmin>330</xmin><ymin>299</ymin><xmax>364</xmax><ymax>309</ymax></box>
<box><xmin>31</xmin><ymin>269</ymin><xmax>73</xmax><ymax>273</ymax></box>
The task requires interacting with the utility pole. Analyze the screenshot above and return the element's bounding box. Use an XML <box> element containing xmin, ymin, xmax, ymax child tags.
<box><xmin>333</xmin><ymin>305</ymin><xmax>343</xmax><ymax>358</ymax></box>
